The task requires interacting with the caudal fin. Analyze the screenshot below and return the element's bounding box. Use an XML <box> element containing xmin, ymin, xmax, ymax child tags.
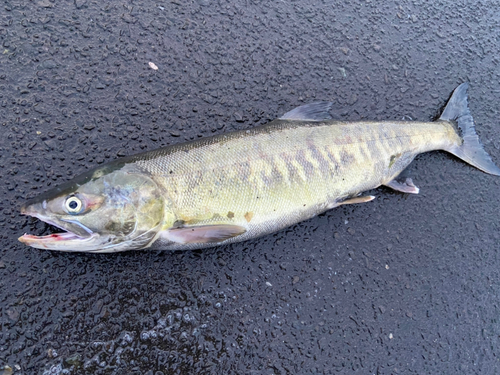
<box><xmin>440</xmin><ymin>83</ymin><xmax>500</xmax><ymax>176</ymax></box>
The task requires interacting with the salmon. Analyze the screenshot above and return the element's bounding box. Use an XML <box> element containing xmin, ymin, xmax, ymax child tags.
<box><xmin>19</xmin><ymin>83</ymin><xmax>500</xmax><ymax>252</ymax></box>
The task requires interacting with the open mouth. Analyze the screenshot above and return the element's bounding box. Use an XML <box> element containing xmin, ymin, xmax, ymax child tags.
<box><xmin>19</xmin><ymin>208</ymin><xmax>91</xmax><ymax>249</ymax></box>
<box><xmin>19</xmin><ymin>217</ymin><xmax>82</xmax><ymax>246</ymax></box>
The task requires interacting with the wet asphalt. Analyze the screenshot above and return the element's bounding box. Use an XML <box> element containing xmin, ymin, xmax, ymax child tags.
<box><xmin>1</xmin><ymin>0</ymin><xmax>500</xmax><ymax>374</ymax></box>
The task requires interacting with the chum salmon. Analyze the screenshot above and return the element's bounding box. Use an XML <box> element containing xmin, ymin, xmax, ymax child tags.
<box><xmin>19</xmin><ymin>83</ymin><xmax>500</xmax><ymax>252</ymax></box>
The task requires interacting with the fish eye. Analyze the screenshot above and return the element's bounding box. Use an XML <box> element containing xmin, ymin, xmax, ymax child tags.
<box><xmin>65</xmin><ymin>196</ymin><xmax>84</xmax><ymax>214</ymax></box>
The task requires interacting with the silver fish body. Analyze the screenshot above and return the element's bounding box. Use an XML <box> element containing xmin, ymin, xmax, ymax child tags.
<box><xmin>19</xmin><ymin>83</ymin><xmax>500</xmax><ymax>252</ymax></box>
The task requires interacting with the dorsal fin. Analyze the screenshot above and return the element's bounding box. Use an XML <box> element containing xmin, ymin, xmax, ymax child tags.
<box><xmin>280</xmin><ymin>102</ymin><xmax>333</xmax><ymax>121</ymax></box>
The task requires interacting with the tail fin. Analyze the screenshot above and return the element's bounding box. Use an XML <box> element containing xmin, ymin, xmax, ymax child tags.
<box><xmin>440</xmin><ymin>83</ymin><xmax>500</xmax><ymax>176</ymax></box>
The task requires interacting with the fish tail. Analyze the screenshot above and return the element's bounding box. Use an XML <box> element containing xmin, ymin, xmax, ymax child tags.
<box><xmin>440</xmin><ymin>83</ymin><xmax>500</xmax><ymax>176</ymax></box>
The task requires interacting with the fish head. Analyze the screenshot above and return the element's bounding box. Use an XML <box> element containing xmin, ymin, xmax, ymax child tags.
<box><xmin>19</xmin><ymin>164</ymin><xmax>165</xmax><ymax>252</ymax></box>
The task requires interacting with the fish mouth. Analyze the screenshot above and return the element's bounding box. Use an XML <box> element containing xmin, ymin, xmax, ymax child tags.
<box><xmin>19</xmin><ymin>206</ymin><xmax>95</xmax><ymax>250</ymax></box>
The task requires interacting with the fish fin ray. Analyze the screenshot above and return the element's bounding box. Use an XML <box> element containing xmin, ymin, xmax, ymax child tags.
<box><xmin>280</xmin><ymin>102</ymin><xmax>333</xmax><ymax>121</ymax></box>
<box><xmin>338</xmin><ymin>195</ymin><xmax>376</xmax><ymax>206</ymax></box>
<box><xmin>165</xmin><ymin>224</ymin><xmax>246</xmax><ymax>244</ymax></box>
<box><xmin>441</xmin><ymin>83</ymin><xmax>500</xmax><ymax>176</ymax></box>
<box><xmin>384</xmin><ymin>178</ymin><xmax>419</xmax><ymax>194</ymax></box>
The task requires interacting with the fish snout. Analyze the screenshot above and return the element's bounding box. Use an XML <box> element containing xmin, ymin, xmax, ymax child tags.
<box><xmin>20</xmin><ymin>201</ymin><xmax>46</xmax><ymax>217</ymax></box>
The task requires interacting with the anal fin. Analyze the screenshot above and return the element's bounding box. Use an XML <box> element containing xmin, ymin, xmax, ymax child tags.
<box><xmin>338</xmin><ymin>195</ymin><xmax>376</xmax><ymax>206</ymax></box>
<box><xmin>165</xmin><ymin>224</ymin><xmax>246</xmax><ymax>244</ymax></box>
<box><xmin>384</xmin><ymin>178</ymin><xmax>419</xmax><ymax>194</ymax></box>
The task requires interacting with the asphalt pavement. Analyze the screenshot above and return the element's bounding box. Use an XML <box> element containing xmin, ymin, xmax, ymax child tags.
<box><xmin>1</xmin><ymin>0</ymin><xmax>500</xmax><ymax>374</ymax></box>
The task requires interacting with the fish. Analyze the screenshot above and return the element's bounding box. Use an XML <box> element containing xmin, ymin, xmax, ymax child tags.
<box><xmin>19</xmin><ymin>83</ymin><xmax>500</xmax><ymax>252</ymax></box>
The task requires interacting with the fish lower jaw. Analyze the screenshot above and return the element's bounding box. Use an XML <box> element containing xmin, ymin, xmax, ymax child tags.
<box><xmin>18</xmin><ymin>232</ymin><xmax>85</xmax><ymax>249</ymax></box>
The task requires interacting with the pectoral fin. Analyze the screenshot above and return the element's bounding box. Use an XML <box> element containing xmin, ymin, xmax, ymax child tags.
<box><xmin>165</xmin><ymin>224</ymin><xmax>246</xmax><ymax>244</ymax></box>
<box><xmin>384</xmin><ymin>178</ymin><xmax>419</xmax><ymax>194</ymax></box>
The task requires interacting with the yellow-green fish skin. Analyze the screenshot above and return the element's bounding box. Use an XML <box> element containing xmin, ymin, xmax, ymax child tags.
<box><xmin>140</xmin><ymin>119</ymin><xmax>460</xmax><ymax>250</ymax></box>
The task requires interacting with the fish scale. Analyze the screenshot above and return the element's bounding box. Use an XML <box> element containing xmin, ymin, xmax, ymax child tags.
<box><xmin>141</xmin><ymin>119</ymin><xmax>457</xmax><ymax>250</ymax></box>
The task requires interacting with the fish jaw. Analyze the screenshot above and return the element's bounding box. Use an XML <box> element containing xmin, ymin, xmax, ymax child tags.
<box><xmin>18</xmin><ymin>232</ymin><xmax>96</xmax><ymax>250</ymax></box>
<box><xmin>19</xmin><ymin>201</ymin><xmax>155</xmax><ymax>253</ymax></box>
<box><xmin>19</xmin><ymin>204</ymin><xmax>98</xmax><ymax>251</ymax></box>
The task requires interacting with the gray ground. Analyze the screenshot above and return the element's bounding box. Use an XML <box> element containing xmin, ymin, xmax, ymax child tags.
<box><xmin>1</xmin><ymin>0</ymin><xmax>500</xmax><ymax>374</ymax></box>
